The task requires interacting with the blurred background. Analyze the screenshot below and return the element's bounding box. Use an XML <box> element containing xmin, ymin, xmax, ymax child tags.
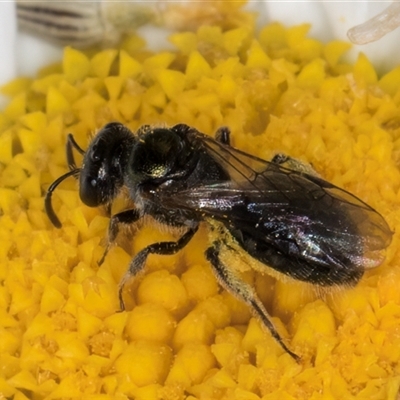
<box><xmin>1</xmin><ymin>1</ymin><xmax>400</xmax><ymax>88</ymax></box>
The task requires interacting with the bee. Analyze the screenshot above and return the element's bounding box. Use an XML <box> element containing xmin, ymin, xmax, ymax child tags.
<box><xmin>45</xmin><ymin>123</ymin><xmax>392</xmax><ymax>361</ymax></box>
<box><xmin>16</xmin><ymin>0</ymin><xmax>237</xmax><ymax>49</ymax></box>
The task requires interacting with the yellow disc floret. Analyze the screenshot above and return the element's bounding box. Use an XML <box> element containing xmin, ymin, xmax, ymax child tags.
<box><xmin>1</xmin><ymin>8</ymin><xmax>400</xmax><ymax>399</ymax></box>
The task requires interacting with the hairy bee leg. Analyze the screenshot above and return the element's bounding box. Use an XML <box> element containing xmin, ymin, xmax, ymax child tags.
<box><xmin>118</xmin><ymin>224</ymin><xmax>199</xmax><ymax>310</ymax></box>
<box><xmin>66</xmin><ymin>133</ymin><xmax>85</xmax><ymax>171</ymax></box>
<box><xmin>271</xmin><ymin>153</ymin><xmax>319</xmax><ymax>177</ymax></box>
<box><xmin>205</xmin><ymin>244</ymin><xmax>300</xmax><ymax>362</ymax></box>
<box><xmin>98</xmin><ymin>209</ymin><xmax>141</xmax><ymax>265</ymax></box>
<box><xmin>214</xmin><ymin>126</ymin><xmax>231</xmax><ymax>145</ymax></box>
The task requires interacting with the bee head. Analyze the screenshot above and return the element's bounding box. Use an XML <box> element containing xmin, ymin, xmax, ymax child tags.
<box><xmin>45</xmin><ymin>122</ymin><xmax>135</xmax><ymax>228</ymax></box>
<box><xmin>79</xmin><ymin>123</ymin><xmax>134</xmax><ymax>207</ymax></box>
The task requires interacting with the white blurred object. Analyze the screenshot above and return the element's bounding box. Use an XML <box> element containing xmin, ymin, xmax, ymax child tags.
<box><xmin>347</xmin><ymin>1</ymin><xmax>400</xmax><ymax>44</ymax></box>
<box><xmin>3</xmin><ymin>0</ymin><xmax>400</xmax><ymax>88</ymax></box>
<box><xmin>16</xmin><ymin>33</ymin><xmax>63</xmax><ymax>79</ymax></box>
<box><xmin>319</xmin><ymin>1</ymin><xmax>400</xmax><ymax>74</ymax></box>
<box><xmin>0</xmin><ymin>2</ymin><xmax>16</xmax><ymax>86</ymax></box>
<box><xmin>250</xmin><ymin>1</ymin><xmax>332</xmax><ymax>42</ymax></box>
<box><xmin>0</xmin><ymin>2</ymin><xmax>16</xmax><ymax>107</ymax></box>
<box><xmin>252</xmin><ymin>1</ymin><xmax>400</xmax><ymax>74</ymax></box>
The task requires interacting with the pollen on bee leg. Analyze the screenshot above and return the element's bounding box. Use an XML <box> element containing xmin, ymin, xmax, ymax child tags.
<box><xmin>205</xmin><ymin>243</ymin><xmax>299</xmax><ymax>361</ymax></box>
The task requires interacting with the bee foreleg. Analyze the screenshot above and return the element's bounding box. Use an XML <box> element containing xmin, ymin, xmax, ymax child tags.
<box><xmin>118</xmin><ymin>224</ymin><xmax>199</xmax><ymax>310</ymax></box>
<box><xmin>98</xmin><ymin>209</ymin><xmax>141</xmax><ymax>265</ymax></box>
<box><xmin>66</xmin><ymin>133</ymin><xmax>85</xmax><ymax>171</ymax></box>
<box><xmin>205</xmin><ymin>243</ymin><xmax>300</xmax><ymax>362</ymax></box>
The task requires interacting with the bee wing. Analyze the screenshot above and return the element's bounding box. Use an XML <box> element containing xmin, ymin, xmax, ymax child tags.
<box><xmin>162</xmin><ymin>135</ymin><xmax>392</xmax><ymax>285</ymax></box>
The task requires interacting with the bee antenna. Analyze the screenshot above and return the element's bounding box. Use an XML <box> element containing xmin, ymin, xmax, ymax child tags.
<box><xmin>45</xmin><ymin>168</ymin><xmax>80</xmax><ymax>228</ymax></box>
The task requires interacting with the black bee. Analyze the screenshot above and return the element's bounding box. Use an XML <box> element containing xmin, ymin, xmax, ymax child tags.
<box><xmin>45</xmin><ymin>123</ymin><xmax>392</xmax><ymax>361</ymax></box>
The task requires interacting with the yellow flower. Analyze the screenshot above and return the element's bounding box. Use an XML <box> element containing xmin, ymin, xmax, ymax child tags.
<box><xmin>0</xmin><ymin>17</ymin><xmax>399</xmax><ymax>400</ymax></box>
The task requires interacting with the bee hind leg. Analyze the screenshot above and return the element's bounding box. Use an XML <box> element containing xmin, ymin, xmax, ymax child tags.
<box><xmin>205</xmin><ymin>242</ymin><xmax>300</xmax><ymax>362</ymax></box>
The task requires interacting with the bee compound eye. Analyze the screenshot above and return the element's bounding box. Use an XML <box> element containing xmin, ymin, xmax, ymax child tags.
<box><xmin>79</xmin><ymin>176</ymin><xmax>101</xmax><ymax>207</ymax></box>
<box><xmin>91</xmin><ymin>152</ymin><xmax>100</xmax><ymax>162</ymax></box>
<box><xmin>90</xmin><ymin>145</ymin><xmax>100</xmax><ymax>162</ymax></box>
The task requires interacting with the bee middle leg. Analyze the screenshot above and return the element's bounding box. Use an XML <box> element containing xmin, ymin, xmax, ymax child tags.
<box><xmin>205</xmin><ymin>242</ymin><xmax>300</xmax><ymax>362</ymax></box>
<box><xmin>118</xmin><ymin>223</ymin><xmax>199</xmax><ymax>310</ymax></box>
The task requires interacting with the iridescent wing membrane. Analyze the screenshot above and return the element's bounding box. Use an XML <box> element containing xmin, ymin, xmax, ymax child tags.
<box><xmin>161</xmin><ymin>133</ymin><xmax>392</xmax><ymax>286</ymax></box>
